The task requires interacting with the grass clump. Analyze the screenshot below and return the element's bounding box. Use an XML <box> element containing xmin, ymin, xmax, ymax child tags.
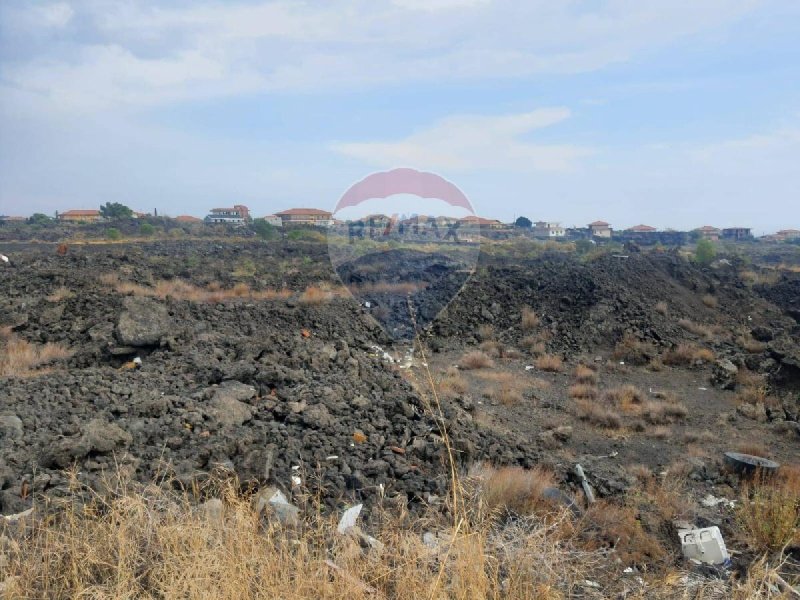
<box><xmin>573</xmin><ymin>364</ymin><xmax>597</xmax><ymax>384</ymax></box>
<box><xmin>534</xmin><ymin>354</ymin><xmax>563</xmax><ymax>373</ymax></box>
<box><xmin>520</xmin><ymin>306</ymin><xmax>540</xmax><ymax>330</ymax></box>
<box><xmin>736</xmin><ymin>468</ymin><xmax>800</xmax><ymax>552</ymax></box>
<box><xmin>459</xmin><ymin>351</ymin><xmax>494</xmax><ymax>370</ymax></box>
<box><xmin>0</xmin><ymin>327</ymin><xmax>72</xmax><ymax>377</ymax></box>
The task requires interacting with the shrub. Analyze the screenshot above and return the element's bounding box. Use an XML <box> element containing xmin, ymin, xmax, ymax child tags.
<box><xmin>520</xmin><ymin>306</ymin><xmax>540</xmax><ymax>330</ymax></box>
<box><xmin>105</xmin><ymin>227</ymin><xmax>122</xmax><ymax>241</ymax></box>
<box><xmin>139</xmin><ymin>223</ymin><xmax>155</xmax><ymax>236</ymax></box>
<box><xmin>534</xmin><ymin>354</ymin><xmax>563</xmax><ymax>372</ymax></box>
<box><xmin>459</xmin><ymin>351</ymin><xmax>494</xmax><ymax>370</ymax></box>
<box><xmin>694</xmin><ymin>239</ymin><xmax>716</xmax><ymax>265</ymax></box>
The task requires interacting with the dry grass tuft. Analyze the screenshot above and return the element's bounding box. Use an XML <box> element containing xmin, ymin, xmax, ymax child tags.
<box><xmin>534</xmin><ymin>354</ymin><xmax>563</xmax><ymax>373</ymax></box>
<box><xmin>701</xmin><ymin>293</ymin><xmax>718</xmax><ymax>308</ymax></box>
<box><xmin>573</xmin><ymin>364</ymin><xmax>597</xmax><ymax>384</ymax></box>
<box><xmin>736</xmin><ymin>442</ymin><xmax>771</xmax><ymax>458</ymax></box>
<box><xmin>438</xmin><ymin>370</ymin><xmax>468</xmax><ymax>397</ymax></box>
<box><xmin>612</xmin><ymin>334</ymin><xmax>656</xmax><ymax>365</ymax></box>
<box><xmin>654</xmin><ymin>301</ymin><xmax>668</xmax><ymax>315</ymax></box>
<box><xmin>473</xmin><ymin>464</ymin><xmax>557</xmax><ymax>517</ymax></box>
<box><xmin>575</xmin><ymin>400</ymin><xmax>621</xmax><ymax>429</ymax></box>
<box><xmin>677</xmin><ymin>318</ymin><xmax>717</xmax><ymax>341</ymax></box>
<box><xmin>0</xmin><ymin>327</ymin><xmax>72</xmax><ymax>378</ymax></box>
<box><xmin>520</xmin><ymin>306</ymin><xmax>540</xmax><ymax>330</ymax></box>
<box><xmin>736</xmin><ymin>469</ymin><xmax>800</xmax><ymax>552</ymax></box>
<box><xmin>568</xmin><ymin>384</ymin><xmax>597</xmax><ymax>400</ymax></box>
<box><xmin>736</xmin><ymin>334</ymin><xmax>767</xmax><ymax>354</ymax></box>
<box><xmin>662</xmin><ymin>343</ymin><xmax>714</xmax><ymax>366</ymax></box>
<box><xmin>46</xmin><ymin>286</ymin><xmax>75</xmax><ymax>302</ymax></box>
<box><xmin>299</xmin><ymin>285</ymin><xmax>333</xmax><ymax>305</ymax></box>
<box><xmin>602</xmin><ymin>385</ymin><xmax>645</xmax><ymax>413</ymax></box>
<box><xmin>459</xmin><ymin>351</ymin><xmax>495</xmax><ymax>370</ymax></box>
<box><xmin>477</xmin><ymin>324</ymin><xmax>495</xmax><ymax>341</ymax></box>
<box><xmin>100</xmin><ymin>274</ymin><xmax>292</xmax><ymax>303</ymax></box>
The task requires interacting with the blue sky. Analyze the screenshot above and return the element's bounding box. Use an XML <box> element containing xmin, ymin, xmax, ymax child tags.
<box><xmin>1</xmin><ymin>1</ymin><xmax>799</xmax><ymax>234</ymax></box>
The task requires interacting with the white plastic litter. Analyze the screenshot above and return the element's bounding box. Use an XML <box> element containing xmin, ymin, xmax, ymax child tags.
<box><xmin>524</xmin><ymin>365</ymin><xmax>535</xmax><ymax>371</ymax></box>
<box><xmin>680</xmin><ymin>527</ymin><xmax>730</xmax><ymax>565</ymax></box>
<box><xmin>133</xmin><ymin>356</ymin><xmax>142</xmax><ymax>366</ymax></box>
<box><xmin>337</xmin><ymin>503</ymin><xmax>363</xmax><ymax>534</ymax></box>
<box><xmin>290</xmin><ymin>475</ymin><xmax>302</xmax><ymax>486</ymax></box>
<box><xmin>701</xmin><ymin>494</ymin><xmax>735</xmax><ymax>509</ymax></box>
<box><xmin>0</xmin><ymin>254</ymin><xmax>9</xmax><ymax>264</ymax></box>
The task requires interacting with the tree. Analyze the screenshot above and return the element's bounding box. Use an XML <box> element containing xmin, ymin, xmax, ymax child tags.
<box><xmin>575</xmin><ymin>238</ymin><xmax>594</xmax><ymax>255</ymax></box>
<box><xmin>514</xmin><ymin>216</ymin><xmax>532</xmax><ymax>229</ymax></box>
<box><xmin>139</xmin><ymin>223</ymin><xmax>155</xmax><ymax>236</ymax></box>
<box><xmin>252</xmin><ymin>218</ymin><xmax>278</xmax><ymax>240</ymax></box>
<box><xmin>694</xmin><ymin>239</ymin><xmax>716</xmax><ymax>265</ymax></box>
<box><xmin>100</xmin><ymin>202</ymin><xmax>133</xmax><ymax>219</ymax></box>
<box><xmin>28</xmin><ymin>213</ymin><xmax>53</xmax><ymax>225</ymax></box>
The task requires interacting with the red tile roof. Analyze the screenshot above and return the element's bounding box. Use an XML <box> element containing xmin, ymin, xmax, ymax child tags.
<box><xmin>695</xmin><ymin>225</ymin><xmax>720</xmax><ymax>232</ymax></box>
<box><xmin>589</xmin><ymin>220</ymin><xmax>610</xmax><ymax>227</ymax></box>
<box><xmin>276</xmin><ymin>208</ymin><xmax>332</xmax><ymax>216</ymax></box>
<box><xmin>627</xmin><ymin>224</ymin><xmax>657</xmax><ymax>232</ymax></box>
<box><xmin>175</xmin><ymin>215</ymin><xmax>203</xmax><ymax>223</ymax></box>
<box><xmin>60</xmin><ymin>210</ymin><xmax>101</xmax><ymax>217</ymax></box>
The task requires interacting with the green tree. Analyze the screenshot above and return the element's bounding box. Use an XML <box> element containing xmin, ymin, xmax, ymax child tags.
<box><xmin>106</xmin><ymin>227</ymin><xmax>122</xmax><ymax>241</ymax></box>
<box><xmin>575</xmin><ymin>238</ymin><xmax>594</xmax><ymax>255</ymax></box>
<box><xmin>252</xmin><ymin>218</ymin><xmax>278</xmax><ymax>240</ymax></box>
<box><xmin>28</xmin><ymin>213</ymin><xmax>53</xmax><ymax>225</ymax></box>
<box><xmin>139</xmin><ymin>223</ymin><xmax>155</xmax><ymax>236</ymax></box>
<box><xmin>99</xmin><ymin>202</ymin><xmax>133</xmax><ymax>219</ymax></box>
<box><xmin>514</xmin><ymin>216</ymin><xmax>532</xmax><ymax>229</ymax></box>
<box><xmin>695</xmin><ymin>239</ymin><xmax>716</xmax><ymax>265</ymax></box>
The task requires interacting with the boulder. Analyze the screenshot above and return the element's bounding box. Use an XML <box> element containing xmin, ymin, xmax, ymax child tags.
<box><xmin>0</xmin><ymin>415</ymin><xmax>23</xmax><ymax>441</ymax></box>
<box><xmin>208</xmin><ymin>381</ymin><xmax>256</xmax><ymax>427</ymax></box>
<box><xmin>116</xmin><ymin>296</ymin><xmax>171</xmax><ymax>347</ymax></box>
<box><xmin>711</xmin><ymin>359</ymin><xmax>738</xmax><ymax>390</ymax></box>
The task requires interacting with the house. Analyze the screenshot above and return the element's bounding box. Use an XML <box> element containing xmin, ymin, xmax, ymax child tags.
<box><xmin>626</xmin><ymin>224</ymin><xmax>658</xmax><ymax>233</ymax></box>
<box><xmin>588</xmin><ymin>220</ymin><xmax>612</xmax><ymax>238</ymax></box>
<box><xmin>721</xmin><ymin>227</ymin><xmax>752</xmax><ymax>241</ymax></box>
<box><xmin>58</xmin><ymin>209</ymin><xmax>103</xmax><ymax>222</ymax></box>
<box><xmin>458</xmin><ymin>215</ymin><xmax>505</xmax><ymax>229</ymax></box>
<box><xmin>205</xmin><ymin>205</ymin><xmax>251</xmax><ymax>225</ymax></box>
<box><xmin>174</xmin><ymin>215</ymin><xmax>203</xmax><ymax>224</ymax></box>
<box><xmin>275</xmin><ymin>208</ymin><xmax>333</xmax><ymax>227</ymax></box>
<box><xmin>0</xmin><ymin>216</ymin><xmax>27</xmax><ymax>223</ymax></box>
<box><xmin>533</xmin><ymin>221</ymin><xmax>565</xmax><ymax>238</ymax></box>
<box><xmin>694</xmin><ymin>225</ymin><xmax>721</xmax><ymax>241</ymax></box>
<box><xmin>263</xmin><ymin>214</ymin><xmax>283</xmax><ymax>227</ymax></box>
<box><xmin>775</xmin><ymin>229</ymin><xmax>800</xmax><ymax>241</ymax></box>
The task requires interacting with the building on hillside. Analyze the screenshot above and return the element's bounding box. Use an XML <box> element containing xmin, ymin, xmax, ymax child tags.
<box><xmin>775</xmin><ymin>229</ymin><xmax>800</xmax><ymax>241</ymax></box>
<box><xmin>205</xmin><ymin>205</ymin><xmax>251</xmax><ymax>225</ymax></box>
<box><xmin>588</xmin><ymin>220</ymin><xmax>612</xmax><ymax>238</ymax></box>
<box><xmin>626</xmin><ymin>224</ymin><xmax>658</xmax><ymax>233</ymax></box>
<box><xmin>694</xmin><ymin>225</ymin><xmax>721</xmax><ymax>241</ymax></box>
<box><xmin>0</xmin><ymin>216</ymin><xmax>27</xmax><ymax>223</ymax></box>
<box><xmin>174</xmin><ymin>215</ymin><xmax>203</xmax><ymax>224</ymax></box>
<box><xmin>263</xmin><ymin>214</ymin><xmax>283</xmax><ymax>227</ymax></box>
<box><xmin>58</xmin><ymin>209</ymin><xmax>103</xmax><ymax>222</ymax></box>
<box><xmin>533</xmin><ymin>221</ymin><xmax>565</xmax><ymax>238</ymax></box>
<box><xmin>721</xmin><ymin>227</ymin><xmax>752</xmax><ymax>241</ymax></box>
<box><xmin>458</xmin><ymin>215</ymin><xmax>505</xmax><ymax>229</ymax></box>
<box><xmin>275</xmin><ymin>208</ymin><xmax>333</xmax><ymax>227</ymax></box>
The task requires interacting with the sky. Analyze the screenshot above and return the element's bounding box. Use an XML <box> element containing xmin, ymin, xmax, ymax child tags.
<box><xmin>1</xmin><ymin>1</ymin><xmax>799</xmax><ymax>234</ymax></box>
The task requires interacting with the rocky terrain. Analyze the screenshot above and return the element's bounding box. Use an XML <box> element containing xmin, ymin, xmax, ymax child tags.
<box><xmin>1</xmin><ymin>239</ymin><xmax>798</xmax><ymax>590</ymax></box>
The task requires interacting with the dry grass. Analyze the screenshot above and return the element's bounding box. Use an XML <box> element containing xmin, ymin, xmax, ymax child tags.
<box><xmin>0</xmin><ymin>327</ymin><xmax>72</xmax><ymax>377</ymax></box>
<box><xmin>654</xmin><ymin>301</ymin><xmax>668</xmax><ymax>315</ymax></box>
<box><xmin>46</xmin><ymin>286</ymin><xmax>75</xmax><ymax>302</ymax></box>
<box><xmin>612</xmin><ymin>334</ymin><xmax>656</xmax><ymax>366</ymax></box>
<box><xmin>354</xmin><ymin>281</ymin><xmax>427</xmax><ymax>295</ymax></box>
<box><xmin>534</xmin><ymin>354</ymin><xmax>563</xmax><ymax>373</ymax></box>
<box><xmin>677</xmin><ymin>318</ymin><xmax>717</xmax><ymax>341</ymax></box>
<box><xmin>475</xmin><ymin>371</ymin><xmax>525</xmax><ymax>405</ymax></box>
<box><xmin>520</xmin><ymin>337</ymin><xmax>546</xmax><ymax>356</ymax></box>
<box><xmin>459</xmin><ymin>351</ymin><xmax>494</xmax><ymax>370</ymax></box>
<box><xmin>1</xmin><ymin>474</ymin><xmax>604</xmax><ymax>600</ymax></box>
<box><xmin>736</xmin><ymin>468</ymin><xmax>800</xmax><ymax>552</ymax></box>
<box><xmin>736</xmin><ymin>368</ymin><xmax>766</xmax><ymax>388</ymax></box>
<box><xmin>736</xmin><ymin>334</ymin><xmax>767</xmax><ymax>354</ymax></box>
<box><xmin>683</xmin><ymin>430</ymin><xmax>717</xmax><ymax>444</ymax></box>
<box><xmin>662</xmin><ymin>343</ymin><xmax>714</xmax><ymax>366</ymax></box>
<box><xmin>575</xmin><ymin>400</ymin><xmax>621</xmax><ymax>429</ymax></box>
<box><xmin>520</xmin><ymin>306</ymin><xmax>540</xmax><ymax>330</ymax></box>
<box><xmin>476</xmin><ymin>324</ymin><xmax>495</xmax><ymax>341</ymax></box>
<box><xmin>438</xmin><ymin>369</ymin><xmax>468</xmax><ymax>397</ymax></box>
<box><xmin>736</xmin><ymin>442</ymin><xmax>772</xmax><ymax>458</ymax></box>
<box><xmin>568</xmin><ymin>384</ymin><xmax>597</xmax><ymax>400</ymax></box>
<box><xmin>472</xmin><ymin>464</ymin><xmax>557</xmax><ymax>517</ymax></box>
<box><xmin>602</xmin><ymin>385</ymin><xmax>645</xmax><ymax>413</ymax></box>
<box><xmin>701</xmin><ymin>293</ymin><xmax>718</xmax><ymax>308</ymax></box>
<box><xmin>100</xmin><ymin>274</ymin><xmax>293</xmax><ymax>303</ymax></box>
<box><xmin>299</xmin><ymin>285</ymin><xmax>334</xmax><ymax>305</ymax></box>
<box><xmin>573</xmin><ymin>364</ymin><xmax>597</xmax><ymax>384</ymax></box>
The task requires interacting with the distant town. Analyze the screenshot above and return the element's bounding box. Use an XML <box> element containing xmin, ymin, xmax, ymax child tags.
<box><xmin>1</xmin><ymin>203</ymin><xmax>798</xmax><ymax>245</ymax></box>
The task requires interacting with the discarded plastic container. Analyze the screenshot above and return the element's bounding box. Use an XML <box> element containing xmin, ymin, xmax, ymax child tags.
<box><xmin>680</xmin><ymin>527</ymin><xmax>730</xmax><ymax>565</ymax></box>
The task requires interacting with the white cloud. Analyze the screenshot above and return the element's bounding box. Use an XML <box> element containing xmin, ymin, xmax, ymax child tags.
<box><xmin>0</xmin><ymin>0</ymin><xmax>763</xmax><ymax>112</ymax></box>
<box><xmin>332</xmin><ymin>108</ymin><xmax>592</xmax><ymax>171</ymax></box>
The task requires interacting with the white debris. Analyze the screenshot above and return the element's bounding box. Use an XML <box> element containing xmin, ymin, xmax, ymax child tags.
<box><xmin>680</xmin><ymin>526</ymin><xmax>730</xmax><ymax>565</ymax></box>
<box><xmin>133</xmin><ymin>356</ymin><xmax>142</xmax><ymax>366</ymax></box>
<box><xmin>326</xmin><ymin>455</ymin><xmax>339</xmax><ymax>461</ymax></box>
<box><xmin>1</xmin><ymin>507</ymin><xmax>33</xmax><ymax>522</ymax></box>
<box><xmin>0</xmin><ymin>254</ymin><xmax>9</xmax><ymax>264</ymax></box>
<box><xmin>337</xmin><ymin>503</ymin><xmax>363</xmax><ymax>534</ymax></box>
<box><xmin>269</xmin><ymin>490</ymin><xmax>289</xmax><ymax>505</ymax></box>
<box><xmin>698</xmin><ymin>387</ymin><xmax>708</xmax><ymax>391</ymax></box>
<box><xmin>290</xmin><ymin>475</ymin><xmax>302</xmax><ymax>487</ymax></box>
<box><xmin>701</xmin><ymin>494</ymin><xmax>735</xmax><ymax>509</ymax></box>
<box><xmin>364</xmin><ymin>301</ymin><xmax>371</xmax><ymax>308</ymax></box>
<box><xmin>525</xmin><ymin>365</ymin><xmax>535</xmax><ymax>371</ymax></box>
